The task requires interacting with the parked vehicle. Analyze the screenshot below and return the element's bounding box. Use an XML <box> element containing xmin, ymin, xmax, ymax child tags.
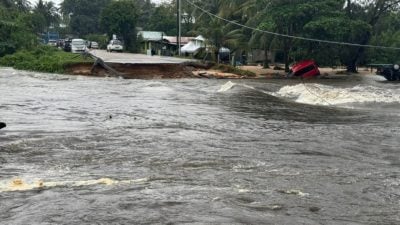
<box><xmin>63</xmin><ymin>39</ymin><xmax>72</xmax><ymax>52</ymax></box>
<box><xmin>89</xmin><ymin>41</ymin><xmax>99</xmax><ymax>49</ymax></box>
<box><xmin>107</xmin><ymin>39</ymin><xmax>123</xmax><ymax>52</ymax></box>
<box><xmin>288</xmin><ymin>60</ymin><xmax>320</xmax><ymax>78</ymax></box>
<box><xmin>56</xmin><ymin>39</ymin><xmax>64</xmax><ymax>48</ymax></box>
<box><xmin>71</xmin><ymin>39</ymin><xmax>87</xmax><ymax>53</ymax></box>
<box><xmin>375</xmin><ymin>64</ymin><xmax>400</xmax><ymax>81</ymax></box>
<box><xmin>47</xmin><ymin>39</ymin><xmax>57</xmax><ymax>47</ymax></box>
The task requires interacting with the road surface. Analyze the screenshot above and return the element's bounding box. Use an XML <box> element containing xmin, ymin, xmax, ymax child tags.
<box><xmin>89</xmin><ymin>50</ymin><xmax>194</xmax><ymax>64</ymax></box>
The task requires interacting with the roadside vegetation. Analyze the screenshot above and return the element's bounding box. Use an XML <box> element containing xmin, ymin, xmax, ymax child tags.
<box><xmin>0</xmin><ymin>46</ymin><xmax>93</xmax><ymax>73</ymax></box>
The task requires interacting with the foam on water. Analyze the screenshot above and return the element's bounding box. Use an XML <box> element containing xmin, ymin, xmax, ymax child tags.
<box><xmin>0</xmin><ymin>177</ymin><xmax>148</xmax><ymax>192</ymax></box>
<box><xmin>218</xmin><ymin>81</ymin><xmax>236</xmax><ymax>92</ymax></box>
<box><xmin>218</xmin><ymin>81</ymin><xmax>261</xmax><ymax>93</ymax></box>
<box><xmin>276</xmin><ymin>83</ymin><xmax>400</xmax><ymax>106</ymax></box>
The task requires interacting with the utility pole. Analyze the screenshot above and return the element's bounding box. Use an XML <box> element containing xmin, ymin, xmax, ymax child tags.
<box><xmin>176</xmin><ymin>0</ymin><xmax>181</xmax><ymax>56</ymax></box>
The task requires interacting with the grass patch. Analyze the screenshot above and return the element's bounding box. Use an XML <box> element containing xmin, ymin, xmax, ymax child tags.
<box><xmin>0</xmin><ymin>45</ymin><xmax>93</xmax><ymax>73</ymax></box>
<box><xmin>212</xmin><ymin>64</ymin><xmax>256</xmax><ymax>77</ymax></box>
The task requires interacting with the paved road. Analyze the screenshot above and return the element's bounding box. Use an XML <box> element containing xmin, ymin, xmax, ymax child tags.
<box><xmin>89</xmin><ymin>50</ymin><xmax>194</xmax><ymax>64</ymax></box>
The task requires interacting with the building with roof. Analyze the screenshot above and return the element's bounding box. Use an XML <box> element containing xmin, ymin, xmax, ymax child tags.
<box><xmin>137</xmin><ymin>31</ymin><xmax>196</xmax><ymax>56</ymax></box>
<box><xmin>180</xmin><ymin>35</ymin><xmax>206</xmax><ymax>54</ymax></box>
<box><xmin>163</xmin><ymin>36</ymin><xmax>193</xmax><ymax>47</ymax></box>
<box><xmin>137</xmin><ymin>31</ymin><xmax>165</xmax><ymax>55</ymax></box>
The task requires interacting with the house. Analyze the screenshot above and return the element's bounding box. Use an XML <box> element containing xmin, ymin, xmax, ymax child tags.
<box><xmin>163</xmin><ymin>36</ymin><xmax>193</xmax><ymax>47</ymax></box>
<box><xmin>137</xmin><ymin>31</ymin><xmax>165</xmax><ymax>55</ymax></box>
<box><xmin>181</xmin><ymin>35</ymin><xmax>206</xmax><ymax>55</ymax></box>
<box><xmin>180</xmin><ymin>35</ymin><xmax>233</xmax><ymax>62</ymax></box>
<box><xmin>137</xmin><ymin>31</ymin><xmax>195</xmax><ymax>56</ymax></box>
<box><xmin>163</xmin><ymin>36</ymin><xmax>194</xmax><ymax>55</ymax></box>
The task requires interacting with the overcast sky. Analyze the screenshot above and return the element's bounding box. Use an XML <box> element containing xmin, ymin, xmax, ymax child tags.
<box><xmin>29</xmin><ymin>0</ymin><xmax>171</xmax><ymax>7</ymax></box>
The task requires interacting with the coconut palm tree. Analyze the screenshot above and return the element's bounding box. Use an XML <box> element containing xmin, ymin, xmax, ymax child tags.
<box><xmin>188</xmin><ymin>0</ymin><xmax>248</xmax><ymax>63</ymax></box>
<box><xmin>34</xmin><ymin>0</ymin><xmax>60</xmax><ymax>29</ymax></box>
<box><xmin>240</xmin><ymin>0</ymin><xmax>274</xmax><ymax>68</ymax></box>
<box><xmin>0</xmin><ymin>0</ymin><xmax>30</xmax><ymax>11</ymax></box>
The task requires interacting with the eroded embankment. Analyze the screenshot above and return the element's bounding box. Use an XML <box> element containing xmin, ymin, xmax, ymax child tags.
<box><xmin>64</xmin><ymin>61</ymin><xmax>257</xmax><ymax>79</ymax></box>
<box><xmin>65</xmin><ymin>62</ymin><xmax>198</xmax><ymax>79</ymax></box>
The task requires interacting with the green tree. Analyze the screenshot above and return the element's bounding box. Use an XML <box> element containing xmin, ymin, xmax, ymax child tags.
<box><xmin>187</xmin><ymin>0</ymin><xmax>400</xmax><ymax>71</ymax></box>
<box><xmin>147</xmin><ymin>3</ymin><xmax>177</xmax><ymax>36</ymax></box>
<box><xmin>0</xmin><ymin>20</ymin><xmax>18</xmax><ymax>56</ymax></box>
<box><xmin>61</xmin><ymin>0</ymin><xmax>111</xmax><ymax>36</ymax></box>
<box><xmin>100</xmin><ymin>0</ymin><xmax>138</xmax><ymax>52</ymax></box>
<box><xmin>33</xmin><ymin>0</ymin><xmax>60</xmax><ymax>30</ymax></box>
<box><xmin>342</xmin><ymin>0</ymin><xmax>400</xmax><ymax>72</ymax></box>
<box><xmin>13</xmin><ymin>0</ymin><xmax>30</xmax><ymax>12</ymax></box>
<box><xmin>366</xmin><ymin>11</ymin><xmax>400</xmax><ymax>63</ymax></box>
<box><xmin>135</xmin><ymin>0</ymin><xmax>156</xmax><ymax>29</ymax></box>
<box><xmin>1</xmin><ymin>1</ymin><xmax>36</xmax><ymax>56</ymax></box>
<box><xmin>189</xmin><ymin>0</ymin><xmax>248</xmax><ymax>62</ymax></box>
<box><xmin>242</xmin><ymin>0</ymin><xmax>274</xmax><ymax>68</ymax></box>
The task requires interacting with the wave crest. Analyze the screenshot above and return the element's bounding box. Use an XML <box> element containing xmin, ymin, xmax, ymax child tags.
<box><xmin>276</xmin><ymin>84</ymin><xmax>400</xmax><ymax>106</ymax></box>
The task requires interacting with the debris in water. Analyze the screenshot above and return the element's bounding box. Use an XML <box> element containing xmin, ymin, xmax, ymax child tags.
<box><xmin>12</xmin><ymin>179</ymin><xmax>23</xmax><ymax>186</ymax></box>
<box><xmin>218</xmin><ymin>81</ymin><xmax>236</xmax><ymax>92</ymax></box>
<box><xmin>309</xmin><ymin>206</ymin><xmax>321</xmax><ymax>212</ymax></box>
<box><xmin>270</xmin><ymin>205</ymin><xmax>284</xmax><ymax>211</ymax></box>
<box><xmin>276</xmin><ymin>189</ymin><xmax>309</xmax><ymax>197</ymax></box>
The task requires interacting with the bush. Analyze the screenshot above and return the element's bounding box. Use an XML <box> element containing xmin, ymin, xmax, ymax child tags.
<box><xmin>0</xmin><ymin>42</ymin><xmax>16</xmax><ymax>57</ymax></box>
<box><xmin>0</xmin><ymin>45</ymin><xmax>93</xmax><ymax>73</ymax></box>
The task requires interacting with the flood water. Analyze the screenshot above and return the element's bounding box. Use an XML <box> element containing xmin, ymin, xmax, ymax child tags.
<box><xmin>0</xmin><ymin>68</ymin><xmax>399</xmax><ymax>225</ymax></box>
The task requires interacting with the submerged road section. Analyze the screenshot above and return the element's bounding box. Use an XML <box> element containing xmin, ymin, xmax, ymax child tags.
<box><xmin>89</xmin><ymin>49</ymin><xmax>195</xmax><ymax>64</ymax></box>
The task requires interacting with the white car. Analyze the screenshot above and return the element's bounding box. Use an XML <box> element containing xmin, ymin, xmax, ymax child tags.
<box><xmin>47</xmin><ymin>40</ymin><xmax>57</xmax><ymax>47</ymax></box>
<box><xmin>71</xmin><ymin>39</ymin><xmax>87</xmax><ymax>53</ymax></box>
<box><xmin>107</xmin><ymin>40</ymin><xmax>123</xmax><ymax>52</ymax></box>
<box><xmin>90</xmin><ymin>41</ymin><xmax>99</xmax><ymax>49</ymax></box>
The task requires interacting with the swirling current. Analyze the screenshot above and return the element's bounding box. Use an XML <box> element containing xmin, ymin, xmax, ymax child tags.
<box><xmin>0</xmin><ymin>68</ymin><xmax>399</xmax><ymax>225</ymax></box>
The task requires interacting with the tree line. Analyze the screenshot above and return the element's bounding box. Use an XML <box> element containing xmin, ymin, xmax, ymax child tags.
<box><xmin>187</xmin><ymin>0</ymin><xmax>400</xmax><ymax>72</ymax></box>
<box><xmin>2</xmin><ymin>0</ymin><xmax>400</xmax><ymax>72</ymax></box>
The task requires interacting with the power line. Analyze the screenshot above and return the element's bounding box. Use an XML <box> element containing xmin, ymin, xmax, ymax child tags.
<box><xmin>301</xmin><ymin>79</ymin><xmax>332</xmax><ymax>106</ymax></box>
<box><xmin>185</xmin><ymin>0</ymin><xmax>400</xmax><ymax>51</ymax></box>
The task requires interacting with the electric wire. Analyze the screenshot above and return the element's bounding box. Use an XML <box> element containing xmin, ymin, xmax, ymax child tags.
<box><xmin>185</xmin><ymin>0</ymin><xmax>400</xmax><ymax>51</ymax></box>
<box><xmin>185</xmin><ymin>0</ymin><xmax>375</xmax><ymax>106</ymax></box>
<box><xmin>300</xmin><ymin>78</ymin><xmax>333</xmax><ymax>106</ymax></box>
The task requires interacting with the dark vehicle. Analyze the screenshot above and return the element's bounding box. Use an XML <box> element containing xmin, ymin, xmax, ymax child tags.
<box><xmin>63</xmin><ymin>39</ymin><xmax>72</xmax><ymax>52</ymax></box>
<box><xmin>289</xmin><ymin>60</ymin><xmax>320</xmax><ymax>78</ymax></box>
<box><xmin>374</xmin><ymin>64</ymin><xmax>400</xmax><ymax>81</ymax></box>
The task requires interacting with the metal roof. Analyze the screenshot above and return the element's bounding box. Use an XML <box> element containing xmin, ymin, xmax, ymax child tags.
<box><xmin>163</xmin><ymin>36</ymin><xmax>195</xmax><ymax>45</ymax></box>
<box><xmin>137</xmin><ymin>31</ymin><xmax>166</xmax><ymax>41</ymax></box>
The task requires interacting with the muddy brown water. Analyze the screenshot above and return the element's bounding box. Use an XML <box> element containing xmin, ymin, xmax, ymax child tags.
<box><xmin>0</xmin><ymin>68</ymin><xmax>399</xmax><ymax>224</ymax></box>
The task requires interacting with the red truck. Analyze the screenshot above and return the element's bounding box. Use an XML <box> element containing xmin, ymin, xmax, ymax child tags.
<box><xmin>289</xmin><ymin>60</ymin><xmax>320</xmax><ymax>78</ymax></box>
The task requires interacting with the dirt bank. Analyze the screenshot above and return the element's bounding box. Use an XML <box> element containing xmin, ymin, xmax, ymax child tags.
<box><xmin>65</xmin><ymin>62</ymin><xmax>196</xmax><ymax>79</ymax></box>
<box><xmin>65</xmin><ymin>62</ymin><xmax>373</xmax><ymax>80</ymax></box>
<box><xmin>65</xmin><ymin>62</ymin><xmax>256</xmax><ymax>79</ymax></box>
